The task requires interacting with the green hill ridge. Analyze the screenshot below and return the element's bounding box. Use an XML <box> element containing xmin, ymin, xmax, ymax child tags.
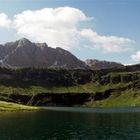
<box><xmin>0</xmin><ymin>64</ymin><xmax>140</xmax><ymax>109</ymax></box>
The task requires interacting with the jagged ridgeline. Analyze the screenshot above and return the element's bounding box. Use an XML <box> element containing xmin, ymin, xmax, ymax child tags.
<box><xmin>0</xmin><ymin>64</ymin><xmax>140</xmax><ymax>107</ymax></box>
<box><xmin>0</xmin><ymin>38</ymin><xmax>87</xmax><ymax>69</ymax></box>
<box><xmin>0</xmin><ymin>38</ymin><xmax>123</xmax><ymax>70</ymax></box>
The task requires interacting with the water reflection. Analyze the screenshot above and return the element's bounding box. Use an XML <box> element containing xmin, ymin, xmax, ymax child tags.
<box><xmin>0</xmin><ymin>108</ymin><xmax>140</xmax><ymax>140</ymax></box>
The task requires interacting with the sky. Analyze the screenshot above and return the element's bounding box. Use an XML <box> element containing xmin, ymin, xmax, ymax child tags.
<box><xmin>0</xmin><ymin>0</ymin><xmax>140</xmax><ymax>64</ymax></box>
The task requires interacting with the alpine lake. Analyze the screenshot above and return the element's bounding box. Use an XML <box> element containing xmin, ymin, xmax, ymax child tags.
<box><xmin>0</xmin><ymin>107</ymin><xmax>140</xmax><ymax>140</ymax></box>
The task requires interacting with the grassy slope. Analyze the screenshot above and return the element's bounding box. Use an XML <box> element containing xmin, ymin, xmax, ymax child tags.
<box><xmin>0</xmin><ymin>101</ymin><xmax>40</xmax><ymax>111</ymax></box>
<box><xmin>0</xmin><ymin>81</ymin><xmax>131</xmax><ymax>94</ymax></box>
<box><xmin>0</xmin><ymin>83</ymin><xmax>140</xmax><ymax>108</ymax></box>
<box><xmin>86</xmin><ymin>90</ymin><xmax>140</xmax><ymax>107</ymax></box>
<box><xmin>0</xmin><ymin>74</ymin><xmax>140</xmax><ymax>107</ymax></box>
<box><xmin>1</xmin><ymin>81</ymin><xmax>139</xmax><ymax>107</ymax></box>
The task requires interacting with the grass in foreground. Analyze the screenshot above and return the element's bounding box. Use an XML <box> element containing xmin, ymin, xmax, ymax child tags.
<box><xmin>0</xmin><ymin>101</ymin><xmax>40</xmax><ymax>111</ymax></box>
<box><xmin>86</xmin><ymin>90</ymin><xmax>140</xmax><ymax>107</ymax></box>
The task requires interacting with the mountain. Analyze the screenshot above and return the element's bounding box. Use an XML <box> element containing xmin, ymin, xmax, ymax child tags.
<box><xmin>0</xmin><ymin>38</ymin><xmax>87</xmax><ymax>69</ymax></box>
<box><xmin>0</xmin><ymin>38</ymin><xmax>125</xmax><ymax>70</ymax></box>
<box><xmin>85</xmin><ymin>59</ymin><xmax>124</xmax><ymax>70</ymax></box>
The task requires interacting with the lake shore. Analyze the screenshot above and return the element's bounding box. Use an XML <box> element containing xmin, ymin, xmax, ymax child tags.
<box><xmin>0</xmin><ymin>101</ymin><xmax>41</xmax><ymax>111</ymax></box>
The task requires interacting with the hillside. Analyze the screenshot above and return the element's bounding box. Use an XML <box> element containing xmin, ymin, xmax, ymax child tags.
<box><xmin>0</xmin><ymin>65</ymin><xmax>140</xmax><ymax>107</ymax></box>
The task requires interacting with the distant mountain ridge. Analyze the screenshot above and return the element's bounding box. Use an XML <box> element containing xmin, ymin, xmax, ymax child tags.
<box><xmin>85</xmin><ymin>59</ymin><xmax>124</xmax><ymax>70</ymax></box>
<box><xmin>0</xmin><ymin>38</ymin><xmax>124</xmax><ymax>69</ymax></box>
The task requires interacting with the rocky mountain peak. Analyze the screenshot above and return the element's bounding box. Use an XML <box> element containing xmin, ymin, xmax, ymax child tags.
<box><xmin>85</xmin><ymin>59</ymin><xmax>124</xmax><ymax>70</ymax></box>
<box><xmin>0</xmin><ymin>38</ymin><xmax>124</xmax><ymax>70</ymax></box>
<box><xmin>17</xmin><ymin>38</ymin><xmax>33</xmax><ymax>47</ymax></box>
<box><xmin>35</xmin><ymin>42</ymin><xmax>48</xmax><ymax>49</ymax></box>
<box><xmin>0</xmin><ymin>38</ymin><xmax>87</xmax><ymax>69</ymax></box>
<box><xmin>18</xmin><ymin>38</ymin><xmax>31</xmax><ymax>43</ymax></box>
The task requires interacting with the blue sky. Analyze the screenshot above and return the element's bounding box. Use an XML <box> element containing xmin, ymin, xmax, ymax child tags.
<box><xmin>0</xmin><ymin>0</ymin><xmax>140</xmax><ymax>64</ymax></box>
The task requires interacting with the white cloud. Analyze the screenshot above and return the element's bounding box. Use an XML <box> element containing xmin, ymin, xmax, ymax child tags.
<box><xmin>0</xmin><ymin>13</ymin><xmax>11</xmax><ymax>28</ymax></box>
<box><xmin>13</xmin><ymin>7</ymin><xmax>89</xmax><ymax>49</ymax></box>
<box><xmin>131</xmin><ymin>51</ymin><xmax>140</xmax><ymax>62</ymax></box>
<box><xmin>124</xmin><ymin>63</ymin><xmax>133</xmax><ymax>66</ymax></box>
<box><xmin>80</xmin><ymin>28</ymin><xmax>134</xmax><ymax>53</ymax></box>
<box><xmin>0</xmin><ymin>7</ymin><xmax>135</xmax><ymax>53</ymax></box>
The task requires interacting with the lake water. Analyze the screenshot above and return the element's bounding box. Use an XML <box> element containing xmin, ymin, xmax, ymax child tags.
<box><xmin>0</xmin><ymin>107</ymin><xmax>140</xmax><ymax>140</ymax></box>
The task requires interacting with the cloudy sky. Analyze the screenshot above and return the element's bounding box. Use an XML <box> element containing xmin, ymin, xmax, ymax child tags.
<box><xmin>0</xmin><ymin>0</ymin><xmax>140</xmax><ymax>64</ymax></box>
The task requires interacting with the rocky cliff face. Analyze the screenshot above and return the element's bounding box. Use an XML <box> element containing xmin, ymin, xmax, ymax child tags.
<box><xmin>85</xmin><ymin>59</ymin><xmax>124</xmax><ymax>70</ymax></box>
<box><xmin>0</xmin><ymin>38</ymin><xmax>87</xmax><ymax>69</ymax></box>
<box><xmin>0</xmin><ymin>38</ymin><xmax>125</xmax><ymax>70</ymax></box>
